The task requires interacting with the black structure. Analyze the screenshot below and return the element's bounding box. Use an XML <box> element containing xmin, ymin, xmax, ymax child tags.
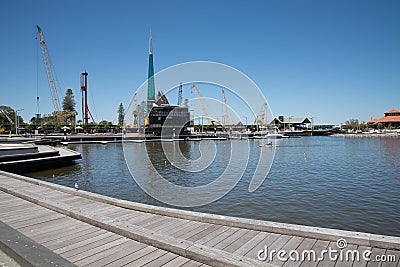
<box><xmin>145</xmin><ymin>105</ymin><xmax>192</xmax><ymax>138</ymax></box>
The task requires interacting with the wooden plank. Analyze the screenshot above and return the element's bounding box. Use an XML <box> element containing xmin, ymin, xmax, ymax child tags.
<box><xmin>57</xmin><ymin>232</ymin><xmax>118</xmax><ymax>257</ymax></box>
<box><xmin>39</xmin><ymin>225</ymin><xmax>99</xmax><ymax>245</ymax></box>
<box><xmin>298</xmin><ymin>239</ymin><xmax>330</xmax><ymax>267</ymax></box>
<box><xmin>142</xmin><ymin>252</ymin><xmax>179</xmax><ymax>267</ymax></box>
<box><xmin>170</xmin><ymin>221</ymin><xmax>205</xmax><ymax>238</ymax></box>
<box><xmin>153</xmin><ymin>218</ymin><xmax>189</xmax><ymax>233</ymax></box>
<box><xmin>201</xmin><ymin>227</ymin><xmax>239</xmax><ymax>247</ymax></box>
<box><xmin>129</xmin><ymin>249</ymin><xmax>168</xmax><ymax>266</ymax></box>
<box><xmin>319</xmin><ymin>243</ymin><xmax>357</xmax><ymax>267</ymax></box>
<box><xmin>176</xmin><ymin>223</ymin><xmax>214</xmax><ymax>240</ymax></box>
<box><xmin>180</xmin><ymin>260</ymin><xmax>203</xmax><ymax>267</ymax></box>
<box><xmin>380</xmin><ymin>249</ymin><xmax>400</xmax><ymax>267</ymax></box>
<box><xmin>234</xmin><ymin>231</ymin><xmax>270</xmax><ymax>256</ymax></box>
<box><xmin>83</xmin><ymin>240</ymin><xmax>147</xmax><ymax>267</ymax></box>
<box><xmin>26</xmin><ymin>217</ymin><xmax>90</xmax><ymax>238</ymax></box>
<box><xmin>123</xmin><ymin>212</ymin><xmax>157</xmax><ymax>225</ymax></box>
<box><xmin>54</xmin><ymin>230</ymin><xmax>117</xmax><ymax>254</ymax></box>
<box><xmin>196</xmin><ymin>226</ymin><xmax>230</xmax><ymax>245</ymax></box>
<box><xmin>1</xmin><ymin>208</ymin><xmax>52</xmax><ymax>223</ymax></box>
<box><xmin>212</xmin><ymin>228</ymin><xmax>248</xmax><ymax>250</ymax></box>
<box><xmin>352</xmin><ymin>246</ymin><xmax>372</xmax><ymax>267</ymax></box>
<box><xmin>69</xmin><ymin>237</ymin><xmax>128</xmax><ymax>263</ymax></box>
<box><xmin>282</xmin><ymin>238</ymin><xmax>317</xmax><ymax>267</ymax></box>
<box><xmin>367</xmin><ymin>248</ymin><xmax>387</xmax><ymax>267</ymax></box>
<box><xmin>102</xmin><ymin>246</ymin><xmax>158</xmax><ymax>267</ymax></box>
<box><xmin>270</xmin><ymin>236</ymin><xmax>304</xmax><ymax>266</ymax></box>
<box><xmin>244</xmin><ymin>232</ymin><xmax>281</xmax><ymax>259</ymax></box>
<box><xmin>20</xmin><ymin>217</ymin><xmax>79</xmax><ymax>236</ymax></box>
<box><xmin>223</xmin><ymin>229</ymin><xmax>259</xmax><ymax>253</ymax></box>
<box><xmin>96</xmin><ymin>206</ymin><xmax>131</xmax><ymax>217</ymax></box>
<box><xmin>186</xmin><ymin>224</ymin><xmax>222</xmax><ymax>243</ymax></box>
<box><xmin>160</xmin><ymin>256</ymin><xmax>191</xmax><ymax>267</ymax></box>
<box><xmin>43</xmin><ymin>228</ymin><xmax>105</xmax><ymax>250</ymax></box>
<box><xmin>138</xmin><ymin>215</ymin><xmax>170</xmax><ymax>228</ymax></box>
<box><xmin>47</xmin><ymin>229</ymin><xmax>108</xmax><ymax>250</ymax></box>
<box><xmin>10</xmin><ymin>213</ymin><xmax>65</xmax><ymax>230</ymax></box>
<box><xmin>165</xmin><ymin>221</ymin><xmax>202</xmax><ymax>238</ymax></box>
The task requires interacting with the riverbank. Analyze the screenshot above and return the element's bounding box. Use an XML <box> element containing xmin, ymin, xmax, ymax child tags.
<box><xmin>332</xmin><ymin>132</ymin><xmax>400</xmax><ymax>138</ymax></box>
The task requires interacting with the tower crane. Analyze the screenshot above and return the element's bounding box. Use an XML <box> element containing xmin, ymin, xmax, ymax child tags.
<box><xmin>191</xmin><ymin>85</ymin><xmax>213</xmax><ymax>125</ymax></box>
<box><xmin>36</xmin><ymin>25</ymin><xmax>62</xmax><ymax>117</ymax></box>
<box><xmin>254</xmin><ymin>102</ymin><xmax>268</xmax><ymax>130</ymax></box>
<box><xmin>177</xmin><ymin>82</ymin><xmax>183</xmax><ymax>106</ymax></box>
<box><xmin>0</xmin><ymin>109</ymin><xmax>14</xmax><ymax>125</ymax></box>
<box><xmin>221</xmin><ymin>89</ymin><xmax>229</xmax><ymax>126</ymax></box>
<box><xmin>129</xmin><ymin>93</ymin><xmax>138</xmax><ymax>128</ymax></box>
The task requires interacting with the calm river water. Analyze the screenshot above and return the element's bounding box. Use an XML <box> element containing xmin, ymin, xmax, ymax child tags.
<box><xmin>26</xmin><ymin>136</ymin><xmax>400</xmax><ymax>236</ymax></box>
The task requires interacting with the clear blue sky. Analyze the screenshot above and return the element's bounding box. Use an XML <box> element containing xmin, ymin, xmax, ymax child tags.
<box><xmin>1</xmin><ymin>0</ymin><xmax>399</xmax><ymax>124</ymax></box>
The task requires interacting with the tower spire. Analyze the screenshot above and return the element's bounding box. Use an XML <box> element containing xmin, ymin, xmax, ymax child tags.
<box><xmin>149</xmin><ymin>30</ymin><xmax>153</xmax><ymax>55</ymax></box>
<box><xmin>147</xmin><ymin>32</ymin><xmax>155</xmax><ymax>112</ymax></box>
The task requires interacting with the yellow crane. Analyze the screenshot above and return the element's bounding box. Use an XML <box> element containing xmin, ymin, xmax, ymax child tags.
<box><xmin>255</xmin><ymin>102</ymin><xmax>268</xmax><ymax>126</ymax></box>
<box><xmin>191</xmin><ymin>85</ymin><xmax>213</xmax><ymax>125</ymax></box>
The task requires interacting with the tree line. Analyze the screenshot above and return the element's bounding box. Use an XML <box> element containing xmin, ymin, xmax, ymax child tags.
<box><xmin>0</xmin><ymin>89</ymin><xmax>125</xmax><ymax>134</ymax></box>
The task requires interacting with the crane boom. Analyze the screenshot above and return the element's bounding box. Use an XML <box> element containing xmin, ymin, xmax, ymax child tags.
<box><xmin>36</xmin><ymin>25</ymin><xmax>61</xmax><ymax>112</ymax></box>
<box><xmin>191</xmin><ymin>85</ymin><xmax>212</xmax><ymax>125</ymax></box>
<box><xmin>221</xmin><ymin>89</ymin><xmax>229</xmax><ymax>126</ymax></box>
<box><xmin>0</xmin><ymin>109</ymin><xmax>14</xmax><ymax>125</ymax></box>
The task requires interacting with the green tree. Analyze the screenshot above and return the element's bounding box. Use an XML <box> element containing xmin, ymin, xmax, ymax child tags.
<box><xmin>62</xmin><ymin>89</ymin><xmax>76</xmax><ymax>112</ymax></box>
<box><xmin>117</xmin><ymin>103</ymin><xmax>125</xmax><ymax>126</ymax></box>
<box><xmin>25</xmin><ymin>124</ymin><xmax>32</xmax><ymax>133</ymax></box>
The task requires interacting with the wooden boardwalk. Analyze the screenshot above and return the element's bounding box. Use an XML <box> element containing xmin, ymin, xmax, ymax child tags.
<box><xmin>0</xmin><ymin>171</ymin><xmax>399</xmax><ymax>267</ymax></box>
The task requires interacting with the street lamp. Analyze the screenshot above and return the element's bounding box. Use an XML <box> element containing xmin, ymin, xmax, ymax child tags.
<box><xmin>15</xmin><ymin>109</ymin><xmax>24</xmax><ymax>135</ymax></box>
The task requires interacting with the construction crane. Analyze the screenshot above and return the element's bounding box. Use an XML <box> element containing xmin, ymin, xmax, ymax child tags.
<box><xmin>0</xmin><ymin>109</ymin><xmax>14</xmax><ymax>125</ymax></box>
<box><xmin>129</xmin><ymin>93</ymin><xmax>138</xmax><ymax>128</ymax></box>
<box><xmin>191</xmin><ymin>85</ymin><xmax>213</xmax><ymax>125</ymax></box>
<box><xmin>221</xmin><ymin>89</ymin><xmax>229</xmax><ymax>126</ymax></box>
<box><xmin>177</xmin><ymin>82</ymin><xmax>183</xmax><ymax>106</ymax></box>
<box><xmin>254</xmin><ymin>102</ymin><xmax>268</xmax><ymax>130</ymax></box>
<box><xmin>36</xmin><ymin>25</ymin><xmax>62</xmax><ymax>115</ymax></box>
<box><xmin>80</xmin><ymin>72</ymin><xmax>96</xmax><ymax>125</ymax></box>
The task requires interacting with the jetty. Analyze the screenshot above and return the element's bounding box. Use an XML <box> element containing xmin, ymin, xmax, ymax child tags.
<box><xmin>0</xmin><ymin>144</ymin><xmax>81</xmax><ymax>173</ymax></box>
<box><xmin>1</xmin><ymin>171</ymin><xmax>399</xmax><ymax>267</ymax></box>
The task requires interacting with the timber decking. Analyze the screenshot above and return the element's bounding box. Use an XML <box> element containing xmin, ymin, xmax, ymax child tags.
<box><xmin>0</xmin><ymin>171</ymin><xmax>399</xmax><ymax>267</ymax></box>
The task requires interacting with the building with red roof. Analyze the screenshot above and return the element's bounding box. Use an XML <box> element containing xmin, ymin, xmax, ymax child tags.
<box><xmin>368</xmin><ymin>109</ymin><xmax>400</xmax><ymax>128</ymax></box>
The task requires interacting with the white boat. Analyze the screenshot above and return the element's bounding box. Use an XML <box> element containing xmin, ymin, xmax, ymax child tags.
<box><xmin>265</xmin><ymin>132</ymin><xmax>286</xmax><ymax>139</ymax></box>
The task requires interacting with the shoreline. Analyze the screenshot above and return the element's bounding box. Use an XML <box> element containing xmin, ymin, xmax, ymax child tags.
<box><xmin>332</xmin><ymin>132</ymin><xmax>399</xmax><ymax>138</ymax></box>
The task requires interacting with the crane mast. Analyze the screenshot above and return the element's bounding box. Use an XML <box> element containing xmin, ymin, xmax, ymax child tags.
<box><xmin>177</xmin><ymin>82</ymin><xmax>183</xmax><ymax>106</ymax></box>
<box><xmin>36</xmin><ymin>25</ymin><xmax>61</xmax><ymax>113</ymax></box>
<box><xmin>191</xmin><ymin>85</ymin><xmax>212</xmax><ymax>125</ymax></box>
<box><xmin>221</xmin><ymin>89</ymin><xmax>229</xmax><ymax>126</ymax></box>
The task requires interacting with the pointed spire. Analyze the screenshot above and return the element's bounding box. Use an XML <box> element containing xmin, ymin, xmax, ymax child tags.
<box><xmin>149</xmin><ymin>30</ymin><xmax>153</xmax><ymax>55</ymax></box>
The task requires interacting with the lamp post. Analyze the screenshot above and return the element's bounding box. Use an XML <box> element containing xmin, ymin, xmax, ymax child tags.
<box><xmin>15</xmin><ymin>109</ymin><xmax>24</xmax><ymax>135</ymax></box>
<box><xmin>244</xmin><ymin>116</ymin><xmax>248</xmax><ymax>132</ymax></box>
